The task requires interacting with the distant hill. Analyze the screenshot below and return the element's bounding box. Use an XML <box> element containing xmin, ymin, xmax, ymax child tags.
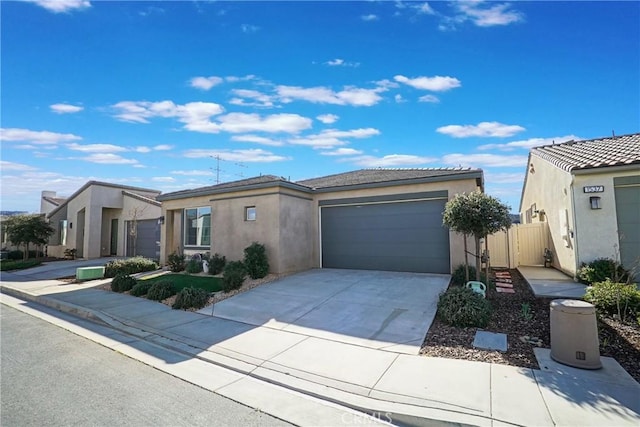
<box><xmin>0</xmin><ymin>211</ymin><xmax>28</xmax><ymax>216</ymax></box>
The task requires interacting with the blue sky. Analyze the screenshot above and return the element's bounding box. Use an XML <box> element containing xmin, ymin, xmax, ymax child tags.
<box><xmin>1</xmin><ymin>0</ymin><xmax>639</xmax><ymax>213</ymax></box>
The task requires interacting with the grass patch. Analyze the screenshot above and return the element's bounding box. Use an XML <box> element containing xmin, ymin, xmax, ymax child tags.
<box><xmin>139</xmin><ymin>273</ymin><xmax>222</xmax><ymax>293</ymax></box>
<box><xmin>0</xmin><ymin>259</ymin><xmax>42</xmax><ymax>271</ymax></box>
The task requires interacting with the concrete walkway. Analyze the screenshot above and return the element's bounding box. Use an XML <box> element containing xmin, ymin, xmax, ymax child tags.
<box><xmin>518</xmin><ymin>266</ymin><xmax>587</xmax><ymax>298</ymax></box>
<box><xmin>1</xmin><ymin>275</ymin><xmax>639</xmax><ymax>426</ymax></box>
<box><xmin>0</xmin><ymin>257</ymin><xmax>121</xmax><ymax>282</ymax></box>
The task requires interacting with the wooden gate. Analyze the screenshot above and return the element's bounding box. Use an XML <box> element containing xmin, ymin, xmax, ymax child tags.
<box><xmin>487</xmin><ymin>222</ymin><xmax>550</xmax><ymax>268</ymax></box>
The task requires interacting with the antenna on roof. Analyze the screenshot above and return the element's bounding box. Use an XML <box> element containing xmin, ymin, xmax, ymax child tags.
<box><xmin>612</xmin><ymin>129</ymin><xmax>616</xmax><ymax>137</ymax></box>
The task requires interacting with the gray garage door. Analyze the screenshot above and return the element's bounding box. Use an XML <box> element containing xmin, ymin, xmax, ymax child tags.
<box><xmin>126</xmin><ymin>219</ymin><xmax>160</xmax><ymax>260</ymax></box>
<box><xmin>614</xmin><ymin>176</ymin><xmax>640</xmax><ymax>270</ymax></box>
<box><xmin>321</xmin><ymin>198</ymin><xmax>450</xmax><ymax>273</ymax></box>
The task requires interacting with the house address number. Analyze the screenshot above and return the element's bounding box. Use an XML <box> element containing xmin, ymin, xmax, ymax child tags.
<box><xmin>583</xmin><ymin>185</ymin><xmax>604</xmax><ymax>193</ymax></box>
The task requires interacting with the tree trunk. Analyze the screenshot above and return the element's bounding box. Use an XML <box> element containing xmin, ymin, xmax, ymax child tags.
<box><xmin>474</xmin><ymin>235</ymin><xmax>481</xmax><ymax>281</ymax></box>
<box><xmin>464</xmin><ymin>234</ymin><xmax>469</xmax><ymax>282</ymax></box>
<box><xmin>484</xmin><ymin>235</ymin><xmax>490</xmax><ymax>284</ymax></box>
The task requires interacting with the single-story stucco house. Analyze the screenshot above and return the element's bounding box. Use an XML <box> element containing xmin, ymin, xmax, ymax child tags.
<box><xmin>520</xmin><ymin>132</ymin><xmax>640</xmax><ymax>277</ymax></box>
<box><xmin>157</xmin><ymin>168</ymin><xmax>484</xmax><ymax>275</ymax></box>
<box><xmin>44</xmin><ymin>181</ymin><xmax>162</xmax><ymax>259</ymax></box>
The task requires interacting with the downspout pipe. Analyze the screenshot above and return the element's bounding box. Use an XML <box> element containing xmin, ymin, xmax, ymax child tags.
<box><xmin>569</xmin><ymin>174</ymin><xmax>580</xmax><ymax>279</ymax></box>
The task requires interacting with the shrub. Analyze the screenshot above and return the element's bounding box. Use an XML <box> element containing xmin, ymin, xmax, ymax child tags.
<box><xmin>577</xmin><ymin>258</ymin><xmax>631</xmax><ymax>285</ymax></box>
<box><xmin>243</xmin><ymin>242</ymin><xmax>269</xmax><ymax>279</ymax></box>
<box><xmin>208</xmin><ymin>253</ymin><xmax>226</xmax><ymax>275</ymax></box>
<box><xmin>130</xmin><ymin>281</ymin><xmax>153</xmax><ymax>297</ymax></box>
<box><xmin>185</xmin><ymin>258</ymin><xmax>203</xmax><ymax>274</ymax></box>
<box><xmin>437</xmin><ymin>287</ymin><xmax>492</xmax><ymax>328</ymax></box>
<box><xmin>7</xmin><ymin>250</ymin><xmax>23</xmax><ymax>261</ymax></box>
<box><xmin>167</xmin><ymin>252</ymin><xmax>185</xmax><ymax>273</ymax></box>
<box><xmin>111</xmin><ymin>274</ymin><xmax>137</xmax><ymax>293</ymax></box>
<box><xmin>105</xmin><ymin>257</ymin><xmax>158</xmax><ymax>278</ymax></box>
<box><xmin>28</xmin><ymin>250</ymin><xmax>44</xmax><ymax>258</ymax></box>
<box><xmin>172</xmin><ymin>287</ymin><xmax>209</xmax><ymax>310</ymax></box>
<box><xmin>451</xmin><ymin>264</ymin><xmax>487</xmax><ymax>286</ymax></box>
<box><xmin>147</xmin><ymin>280</ymin><xmax>176</xmax><ymax>301</ymax></box>
<box><xmin>584</xmin><ymin>279</ymin><xmax>640</xmax><ymax>321</ymax></box>
<box><xmin>0</xmin><ymin>259</ymin><xmax>41</xmax><ymax>271</ymax></box>
<box><xmin>222</xmin><ymin>261</ymin><xmax>246</xmax><ymax>292</ymax></box>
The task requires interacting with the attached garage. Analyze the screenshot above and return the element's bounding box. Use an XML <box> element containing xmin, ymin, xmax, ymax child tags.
<box><xmin>614</xmin><ymin>176</ymin><xmax>640</xmax><ymax>270</ymax></box>
<box><xmin>320</xmin><ymin>192</ymin><xmax>450</xmax><ymax>273</ymax></box>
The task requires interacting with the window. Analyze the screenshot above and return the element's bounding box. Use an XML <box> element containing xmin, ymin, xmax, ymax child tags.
<box><xmin>184</xmin><ymin>207</ymin><xmax>211</xmax><ymax>247</ymax></box>
<box><xmin>245</xmin><ymin>206</ymin><xmax>256</xmax><ymax>221</ymax></box>
<box><xmin>59</xmin><ymin>220</ymin><xmax>67</xmax><ymax>246</ymax></box>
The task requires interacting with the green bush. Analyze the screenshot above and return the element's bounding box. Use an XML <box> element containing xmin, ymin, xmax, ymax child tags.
<box><xmin>243</xmin><ymin>242</ymin><xmax>269</xmax><ymax>279</ymax></box>
<box><xmin>7</xmin><ymin>250</ymin><xmax>24</xmax><ymax>260</ymax></box>
<box><xmin>222</xmin><ymin>261</ymin><xmax>246</xmax><ymax>292</ymax></box>
<box><xmin>172</xmin><ymin>287</ymin><xmax>209</xmax><ymax>310</ymax></box>
<box><xmin>130</xmin><ymin>281</ymin><xmax>153</xmax><ymax>297</ymax></box>
<box><xmin>28</xmin><ymin>250</ymin><xmax>44</xmax><ymax>258</ymax></box>
<box><xmin>451</xmin><ymin>264</ymin><xmax>487</xmax><ymax>286</ymax></box>
<box><xmin>584</xmin><ymin>279</ymin><xmax>640</xmax><ymax>321</ymax></box>
<box><xmin>0</xmin><ymin>259</ymin><xmax>41</xmax><ymax>271</ymax></box>
<box><xmin>208</xmin><ymin>253</ymin><xmax>226</xmax><ymax>275</ymax></box>
<box><xmin>147</xmin><ymin>281</ymin><xmax>176</xmax><ymax>301</ymax></box>
<box><xmin>437</xmin><ymin>287</ymin><xmax>492</xmax><ymax>328</ymax></box>
<box><xmin>167</xmin><ymin>252</ymin><xmax>185</xmax><ymax>273</ymax></box>
<box><xmin>105</xmin><ymin>257</ymin><xmax>158</xmax><ymax>278</ymax></box>
<box><xmin>111</xmin><ymin>274</ymin><xmax>137</xmax><ymax>293</ymax></box>
<box><xmin>185</xmin><ymin>258</ymin><xmax>203</xmax><ymax>274</ymax></box>
<box><xmin>577</xmin><ymin>258</ymin><xmax>631</xmax><ymax>285</ymax></box>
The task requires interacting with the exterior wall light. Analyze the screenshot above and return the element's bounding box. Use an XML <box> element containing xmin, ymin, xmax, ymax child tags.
<box><xmin>589</xmin><ymin>196</ymin><xmax>601</xmax><ymax>210</ymax></box>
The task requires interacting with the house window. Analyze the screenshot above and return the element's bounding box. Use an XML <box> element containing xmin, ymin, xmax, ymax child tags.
<box><xmin>59</xmin><ymin>220</ymin><xmax>67</xmax><ymax>246</ymax></box>
<box><xmin>245</xmin><ymin>206</ymin><xmax>256</xmax><ymax>221</ymax></box>
<box><xmin>184</xmin><ymin>207</ymin><xmax>211</xmax><ymax>247</ymax></box>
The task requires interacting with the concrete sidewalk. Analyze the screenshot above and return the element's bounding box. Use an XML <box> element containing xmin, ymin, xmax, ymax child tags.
<box><xmin>518</xmin><ymin>266</ymin><xmax>587</xmax><ymax>299</ymax></box>
<box><xmin>2</xmin><ymin>278</ymin><xmax>639</xmax><ymax>426</ymax></box>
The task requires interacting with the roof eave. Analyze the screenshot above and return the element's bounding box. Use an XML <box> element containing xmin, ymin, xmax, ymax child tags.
<box><xmin>158</xmin><ymin>180</ymin><xmax>312</xmax><ymax>202</ymax></box>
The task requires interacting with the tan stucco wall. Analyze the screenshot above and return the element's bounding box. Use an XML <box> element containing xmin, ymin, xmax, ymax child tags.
<box><xmin>572</xmin><ymin>169</ymin><xmax>640</xmax><ymax>268</ymax></box>
<box><xmin>278</xmin><ymin>193</ymin><xmax>315</xmax><ymax>273</ymax></box>
<box><xmin>520</xmin><ymin>156</ymin><xmax>576</xmax><ymax>275</ymax></box>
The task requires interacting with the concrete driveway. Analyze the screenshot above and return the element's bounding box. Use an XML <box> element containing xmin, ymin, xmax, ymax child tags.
<box><xmin>200</xmin><ymin>269</ymin><xmax>450</xmax><ymax>354</ymax></box>
<box><xmin>0</xmin><ymin>257</ymin><xmax>121</xmax><ymax>282</ymax></box>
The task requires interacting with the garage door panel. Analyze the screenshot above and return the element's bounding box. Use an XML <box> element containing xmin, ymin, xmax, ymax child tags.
<box><xmin>321</xmin><ymin>200</ymin><xmax>450</xmax><ymax>273</ymax></box>
<box><xmin>614</xmin><ymin>182</ymin><xmax>640</xmax><ymax>270</ymax></box>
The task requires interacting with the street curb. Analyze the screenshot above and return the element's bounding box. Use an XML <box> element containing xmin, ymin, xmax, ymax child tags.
<box><xmin>0</xmin><ymin>284</ymin><xmax>488</xmax><ymax>426</ymax></box>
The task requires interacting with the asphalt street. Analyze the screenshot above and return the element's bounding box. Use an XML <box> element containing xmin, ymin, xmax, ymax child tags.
<box><xmin>0</xmin><ymin>304</ymin><xmax>292</xmax><ymax>427</ymax></box>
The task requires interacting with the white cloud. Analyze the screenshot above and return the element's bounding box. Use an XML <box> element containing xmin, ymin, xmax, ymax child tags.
<box><xmin>437</xmin><ymin>121</ymin><xmax>526</xmax><ymax>138</ymax></box>
<box><xmin>316</xmin><ymin>114</ymin><xmax>339</xmax><ymax>124</ymax></box>
<box><xmin>288</xmin><ymin>128</ymin><xmax>380</xmax><ymax>148</ymax></box>
<box><xmin>111</xmin><ymin>100</ymin><xmax>224</xmax><ymax>125</ymax></box>
<box><xmin>456</xmin><ymin>2</ymin><xmax>523</xmax><ymax>27</ymax></box>
<box><xmin>66</xmin><ymin>143</ymin><xmax>127</xmax><ymax>153</ymax></box>
<box><xmin>394</xmin><ymin>94</ymin><xmax>406</xmax><ymax>103</ymax></box>
<box><xmin>326</xmin><ymin>58</ymin><xmax>360</xmax><ymax>67</ymax></box>
<box><xmin>320</xmin><ymin>148</ymin><xmax>363</xmax><ymax>156</ymax></box>
<box><xmin>134</xmin><ymin>146</ymin><xmax>152</xmax><ymax>153</ymax></box>
<box><xmin>231</xmin><ymin>135</ymin><xmax>284</xmax><ymax>146</ymax></box>
<box><xmin>394</xmin><ymin>75</ymin><xmax>461</xmax><ymax>92</ymax></box>
<box><xmin>25</xmin><ymin>0</ymin><xmax>91</xmax><ymax>13</ymax></box>
<box><xmin>170</xmin><ymin>170</ymin><xmax>214</xmax><ymax>176</ymax></box>
<box><xmin>80</xmin><ymin>153</ymin><xmax>140</xmax><ymax>165</ymax></box>
<box><xmin>361</xmin><ymin>14</ymin><xmax>379</xmax><ymax>21</ymax></box>
<box><xmin>442</xmin><ymin>153</ymin><xmax>527</xmax><ymax>168</ymax></box>
<box><xmin>241</xmin><ymin>24</ymin><xmax>260</xmax><ymax>33</ymax></box>
<box><xmin>193</xmin><ymin>113</ymin><xmax>312</xmax><ymax>134</ymax></box>
<box><xmin>419</xmin><ymin>94</ymin><xmax>440</xmax><ymax>103</ymax></box>
<box><xmin>477</xmin><ymin>135</ymin><xmax>580</xmax><ymax>151</ymax></box>
<box><xmin>277</xmin><ymin>85</ymin><xmax>385</xmax><ymax>107</ymax></box>
<box><xmin>0</xmin><ymin>128</ymin><xmax>82</xmax><ymax>144</ymax></box>
<box><xmin>50</xmin><ymin>103</ymin><xmax>83</xmax><ymax>114</ymax></box>
<box><xmin>483</xmin><ymin>172</ymin><xmax>525</xmax><ymax>184</ymax></box>
<box><xmin>350</xmin><ymin>154</ymin><xmax>437</xmax><ymax>167</ymax></box>
<box><xmin>225</xmin><ymin>75</ymin><xmax>256</xmax><ymax>83</ymax></box>
<box><xmin>183</xmin><ymin>148</ymin><xmax>290</xmax><ymax>163</ymax></box>
<box><xmin>0</xmin><ymin>161</ymin><xmax>37</xmax><ymax>171</ymax></box>
<box><xmin>229</xmin><ymin>89</ymin><xmax>275</xmax><ymax>107</ymax></box>
<box><xmin>414</xmin><ymin>2</ymin><xmax>435</xmax><ymax>15</ymax></box>
<box><xmin>151</xmin><ymin>176</ymin><xmax>176</xmax><ymax>183</ymax></box>
<box><xmin>153</xmin><ymin>144</ymin><xmax>174</xmax><ymax>151</ymax></box>
<box><xmin>189</xmin><ymin>76</ymin><xmax>224</xmax><ymax>90</ymax></box>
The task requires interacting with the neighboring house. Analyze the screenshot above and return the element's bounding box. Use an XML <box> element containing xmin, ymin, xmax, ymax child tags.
<box><xmin>44</xmin><ymin>181</ymin><xmax>162</xmax><ymax>260</ymax></box>
<box><xmin>520</xmin><ymin>133</ymin><xmax>640</xmax><ymax>277</ymax></box>
<box><xmin>157</xmin><ymin>168</ymin><xmax>483</xmax><ymax>275</ymax></box>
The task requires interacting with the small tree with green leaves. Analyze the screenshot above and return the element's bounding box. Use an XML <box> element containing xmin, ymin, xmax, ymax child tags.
<box><xmin>443</xmin><ymin>192</ymin><xmax>512</xmax><ymax>282</ymax></box>
<box><xmin>3</xmin><ymin>214</ymin><xmax>54</xmax><ymax>260</ymax></box>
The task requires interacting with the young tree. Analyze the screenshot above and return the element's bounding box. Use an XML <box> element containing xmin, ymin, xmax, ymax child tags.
<box><xmin>443</xmin><ymin>192</ymin><xmax>512</xmax><ymax>282</ymax></box>
<box><xmin>127</xmin><ymin>205</ymin><xmax>147</xmax><ymax>257</ymax></box>
<box><xmin>3</xmin><ymin>214</ymin><xmax>54</xmax><ymax>259</ymax></box>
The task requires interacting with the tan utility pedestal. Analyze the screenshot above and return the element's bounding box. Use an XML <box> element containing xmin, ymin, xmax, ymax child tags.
<box><xmin>550</xmin><ymin>299</ymin><xmax>602</xmax><ymax>369</ymax></box>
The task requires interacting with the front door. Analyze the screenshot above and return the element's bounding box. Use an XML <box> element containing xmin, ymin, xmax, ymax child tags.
<box><xmin>110</xmin><ymin>219</ymin><xmax>118</xmax><ymax>255</ymax></box>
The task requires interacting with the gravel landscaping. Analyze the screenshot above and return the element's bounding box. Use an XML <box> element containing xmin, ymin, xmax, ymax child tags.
<box><xmin>421</xmin><ymin>268</ymin><xmax>640</xmax><ymax>382</ymax></box>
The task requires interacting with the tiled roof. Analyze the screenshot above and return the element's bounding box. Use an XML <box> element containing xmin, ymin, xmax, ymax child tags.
<box><xmin>122</xmin><ymin>190</ymin><xmax>161</xmax><ymax>206</ymax></box>
<box><xmin>42</xmin><ymin>196</ymin><xmax>67</xmax><ymax>206</ymax></box>
<box><xmin>296</xmin><ymin>168</ymin><xmax>481</xmax><ymax>189</ymax></box>
<box><xmin>531</xmin><ymin>133</ymin><xmax>640</xmax><ymax>172</ymax></box>
<box><xmin>157</xmin><ymin>175</ymin><xmax>291</xmax><ymax>200</ymax></box>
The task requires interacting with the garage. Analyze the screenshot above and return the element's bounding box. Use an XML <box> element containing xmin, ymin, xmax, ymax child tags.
<box><xmin>126</xmin><ymin>219</ymin><xmax>161</xmax><ymax>260</ymax></box>
<box><xmin>614</xmin><ymin>176</ymin><xmax>640</xmax><ymax>270</ymax></box>
<box><xmin>320</xmin><ymin>193</ymin><xmax>450</xmax><ymax>273</ymax></box>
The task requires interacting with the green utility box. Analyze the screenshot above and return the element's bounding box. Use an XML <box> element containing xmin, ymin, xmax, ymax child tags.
<box><xmin>76</xmin><ymin>266</ymin><xmax>105</xmax><ymax>281</ymax></box>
